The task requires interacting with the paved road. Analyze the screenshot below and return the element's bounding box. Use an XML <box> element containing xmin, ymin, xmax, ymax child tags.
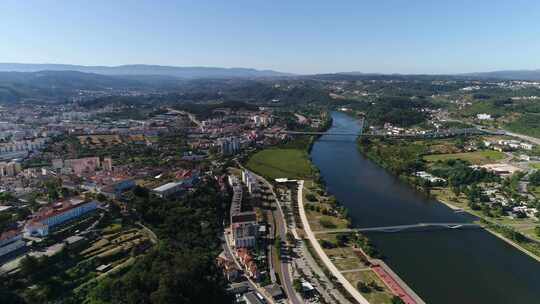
<box><xmin>296</xmin><ymin>241</ymin><xmax>352</xmax><ymax>304</ymax></box>
<box><xmin>266</xmin><ymin>211</ymin><xmax>277</xmax><ymax>284</ymax></box>
<box><xmin>236</xmin><ymin>163</ymin><xmax>303</xmax><ymax>304</ymax></box>
<box><xmin>297</xmin><ymin>180</ymin><xmax>371</xmax><ymax>304</ymax></box>
<box><xmin>253</xmin><ymin>170</ymin><xmax>303</xmax><ymax>304</ymax></box>
<box><xmin>445</xmin><ymin>118</ymin><xmax>540</xmax><ymax>145</ymax></box>
<box><xmin>273</xmin><ymin>208</ymin><xmax>303</xmax><ymax>304</ymax></box>
<box><xmin>502</xmin><ymin>129</ymin><xmax>540</xmax><ymax>145</ymax></box>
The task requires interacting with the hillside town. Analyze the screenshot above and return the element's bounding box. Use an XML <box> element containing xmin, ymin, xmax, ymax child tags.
<box><xmin>0</xmin><ymin>100</ymin><xmax>342</xmax><ymax>304</ymax></box>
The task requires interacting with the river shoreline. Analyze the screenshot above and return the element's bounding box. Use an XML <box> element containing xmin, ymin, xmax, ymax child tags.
<box><xmin>298</xmin><ymin>178</ymin><xmax>424</xmax><ymax>304</ymax></box>
<box><xmin>299</xmin><ymin>117</ymin><xmax>425</xmax><ymax>303</ymax></box>
<box><xmin>310</xmin><ymin>111</ymin><xmax>540</xmax><ymax>303</ymax></box>
<box><xmin>356</xmin><ymin>138</ymin><xmax>540</xmax><ymax>264</ymax></box>
<box><xmin>435</xmin><ymin>193</ymin><xmax>540</xmax><ymax>263</ymax></box>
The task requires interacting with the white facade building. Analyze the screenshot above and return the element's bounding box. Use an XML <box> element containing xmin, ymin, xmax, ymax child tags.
<box><xmin>25</xmin><ymin>200</ymin><xmax>98</xmax><ymax>237</ymax></box>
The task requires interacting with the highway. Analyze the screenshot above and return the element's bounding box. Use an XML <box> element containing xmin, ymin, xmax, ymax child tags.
<box><xmin>501</xmin><ymin>129</ymin><xmax>540</xmax><ymax>145</ymax></box>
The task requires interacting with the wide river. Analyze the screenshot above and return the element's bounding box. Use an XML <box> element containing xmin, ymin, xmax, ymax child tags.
<box><xmin>310</xmin><ymin>111</ymin><xmax>540</xmax><ymax>304</ymax></box>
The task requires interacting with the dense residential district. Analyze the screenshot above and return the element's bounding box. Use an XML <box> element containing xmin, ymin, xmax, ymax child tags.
<box><xmin>2</xmin><ymin>74</ymin><xmax>540</xmax><ymax>304</ymax></box>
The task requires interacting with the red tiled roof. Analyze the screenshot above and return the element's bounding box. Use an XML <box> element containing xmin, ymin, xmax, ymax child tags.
<box><xmin>28</xmin><ymin>200</ymin><xmax>93</xmax><ymax>224</ymax></box>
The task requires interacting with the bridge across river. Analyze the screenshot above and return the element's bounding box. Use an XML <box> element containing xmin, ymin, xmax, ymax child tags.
<box><xmin>313</xmin><ymin>222</ymin><xmax>481</xmax><ymax>234</ymax></box>
<box><xmin>272</xmin><ymin>128</ymin><xmax>501</xmax><ymax>138</ymax></box>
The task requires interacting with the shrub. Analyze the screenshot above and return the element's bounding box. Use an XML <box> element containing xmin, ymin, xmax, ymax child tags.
<box><xmin>319</xmin><ymin>216</ymin><xmax>337</xmax><ymax>229</ymax></box>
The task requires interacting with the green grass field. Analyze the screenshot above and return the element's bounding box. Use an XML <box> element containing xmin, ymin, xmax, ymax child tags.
<box><xmin>343</xmin><ymin>270</ymin><xmax>394</xmax><ymax>303</ymax></box>
<box><xmin>424</xmin><ymin>150</ymin><xmax>505</xmax><ymax>165</ymax></box>
<box><xmin>530</xmin><ymin>163</ymin><xmax>540</xmax><ymax>170</ymax></box>
<box><xmin>246</xmin><ymin>148</ymin><xmax>313</xmax><ymax>179</ymax></box>
<box><xmin>531</xmin><ymin>186</ymin><xmax>540</xmax><ymax>199</ymax></box>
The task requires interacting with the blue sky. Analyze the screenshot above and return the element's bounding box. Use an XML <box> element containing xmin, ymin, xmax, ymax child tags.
<box><xmin>1</xmin><ymin>0</ymin><xmax>540</xmax><ymax>74</ymax></box>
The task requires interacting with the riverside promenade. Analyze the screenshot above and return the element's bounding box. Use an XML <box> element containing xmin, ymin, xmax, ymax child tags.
<box><xmin>353</xmin><ymin>247</ymin><xmax>425</xmax><ymax>304</ymax></box>
<box><xmin>296</xmin><ymin>180</ymin><xmax>371</xmax><ymax>304</ymax></box>
<box><xmin>297</xmin><ymin>179</ymin><xmax>425</xmax><ymax>304</ymax></box>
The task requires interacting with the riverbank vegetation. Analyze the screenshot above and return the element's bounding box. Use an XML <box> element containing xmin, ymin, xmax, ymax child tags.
<box><xmin>358</xmin><ymin>135</ymin><xmax>540</xmax><ymax>260</ymax></box>
<box><xmin>301</xmin><ymin>180</ymin><xmax>398</xmax><ymax>302</ymax></box>
<box><xmin>335</xmin><ymin>96</ymin><xmax>434</xmax><ymax>128</ymax></box>
<box><xmin>481</xmin><ymin>219</ymin><xmax>540</xmax><ymax>260</ymax></box>
<box><xmin>357</xmin><ymin>137</ymin><xmax>426</xmax><ymax>176</ymax></box>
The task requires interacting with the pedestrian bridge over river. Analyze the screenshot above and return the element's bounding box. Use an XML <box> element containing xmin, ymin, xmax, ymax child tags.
<box><xmin>313</xmin><ymin>222</ymin><xmax>481</xmax><ymax>234</ymax></box>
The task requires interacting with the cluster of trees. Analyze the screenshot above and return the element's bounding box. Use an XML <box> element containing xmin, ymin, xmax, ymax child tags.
<box><xmin>358</xmin><ymin>138</ymin><xmax>426</xmax><ymax>176</ymax></box>
<box><xmin>364</xmin><ymin>96</ymin><xmax>432</xmax><ymax>127</ymax></box>
<box><xmin>80</xmin><ymin>79</ymin><xmax>335</xmax><ymax>112</ymax></box>
<box><xmin>0</xmin><ymin>242</ymin><xmax>93</xmax><ymax>303</ymax></box>
<box><xmin>352</xmin><ymin>233</ymin><xmax>380</xmax><ymax>258</ymax></box>
<box><xmin>529</xmin><ymin>170</ymin><xmax>540</xmax><ymax>186</ymax></box>
<box><xmin>430</xmin><ymin>159</ymin><xmax>499</xmax><ymax>188</ymax></box>
<box><xmin>318</xmin><ymin>217</ymin><xmax>337</xmax><ymax>229</ymax></box>
<box><xmin>174</xmin><ymin>100</ymin><xmax>259</xmax><ymax>120</ymax></box>
<box><xmin>463</xmin><ymin>185</ymin><xmax>504</xmax><ymax>217</ymax></box>
<box><xmin>82</xmin><ymin>182</ymin><xmax>232</xmax><ymax>304</ymax></box>
<box><xmin>1</xmin><ymin>181</ymin><xmax>232</xmax><ymax>304</ymax></box>
<box><xmin>335</xmin><ymin>233</ymin><xmax>351</xmax><ymax>247</ymax></box>
<box><xmin>319</xmin><ymin>239</ymin><xmax>337</xmax><ymax>249</ymax></box>
<box><xmin>318</xmin><ymin>234</ymin><xmax>351</xmax><ymax>249</ymax></box>
<box><xmin>357</xmin><ymin>280</ymin><xmax>383</xmax><ymax>293</ymax></box>
<box><xmin>0</xmin><ymin>196</ymin><xmax>30</xmax><ymax>232</ymax></box>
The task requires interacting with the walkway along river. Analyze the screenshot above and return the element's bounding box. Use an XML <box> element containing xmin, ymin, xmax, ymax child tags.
<box><xmin>310</xmin><ymin>111</ymin><xmax>540</xmax><ymax>304</ymax></box>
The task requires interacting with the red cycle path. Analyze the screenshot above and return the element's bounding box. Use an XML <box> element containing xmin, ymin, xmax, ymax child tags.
<box><xmin>371</xmin><ymin>264</ymin><xmax>417</xmax><ymax>304</ymax></box>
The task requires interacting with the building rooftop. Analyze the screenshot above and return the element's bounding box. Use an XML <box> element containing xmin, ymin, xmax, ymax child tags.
<box><xmin>27</xmin><ymin>199</ymin><xmax>97</xmax><ymax>224</ymax></box>
<box><xmin>64</xmin><ymin>235</ymin><xmax>85</xmax><ymax>245</ymax></box>
<box><xmin>264</xmin><ymin>284</ymin><xmax>284</xmax><ymax>299</ymax></box>
<box><xmin>302</xmin><ymin>281</ymin><xmax>315</xmax><ymax>291</ymax></box>
<box><xmin>153</xmin><ymin>181</ymin><xmax>183</xmax><ymax>193</ymax></box>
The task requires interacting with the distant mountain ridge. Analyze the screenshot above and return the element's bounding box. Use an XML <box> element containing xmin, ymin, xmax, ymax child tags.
<box><xmin>0</xmin><ymin>63</ymin><xmax>293</xmax><ymax>79</ymax></box>
<box><xmin>4</xmin><ymin>63</ymin><xmax>540</xmax><ymax>80</ymax></box>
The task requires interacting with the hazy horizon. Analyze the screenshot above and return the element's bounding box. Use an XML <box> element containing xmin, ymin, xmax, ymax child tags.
<box><xmin>2</xmin><ymin>0</ymin><xmax>540</xmax><ymax>74</ymax></box>
<box><xmin>1</xmin><ymin>62</ymin><xmax>540</xmax><ymax>77</ymax></box>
